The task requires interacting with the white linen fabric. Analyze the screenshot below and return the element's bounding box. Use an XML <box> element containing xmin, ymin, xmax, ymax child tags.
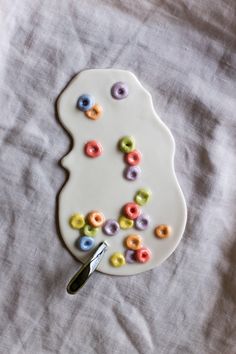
<box><xmin>0</xmin><ymin>1</ymin><xmax>236</xmax><ymax>353</ymax></box>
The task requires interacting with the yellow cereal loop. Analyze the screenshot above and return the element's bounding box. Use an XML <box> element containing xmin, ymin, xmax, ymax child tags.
<box><xmin>110</xmin><ymin>252</ymin><xmax>126</xmax><ymax>267</ymax></box>
<box><xmin>119</xmin><ymin>216</ymin><xmax>134</xmax><ymax>230</ymax></box>
<box><xmin>69</xmin><ymin>213</ymin><xmax>85</xmax><ymax>229</ymax></box>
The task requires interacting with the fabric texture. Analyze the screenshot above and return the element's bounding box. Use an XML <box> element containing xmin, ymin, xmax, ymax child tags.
<box><xmin>0</xmin><ymin>0</ymin><xmax>236</xmax><ymax>353</ymax></box>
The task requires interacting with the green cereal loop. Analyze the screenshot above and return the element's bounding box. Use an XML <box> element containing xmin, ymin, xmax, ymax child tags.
<box><xmin>119</xmin><ymin>136</ymin><xmax>135</xmax><ymax>153</ymax></box>
<box><xmin>83</xmin><ymin>224</ymin><xmax>99</xmax><ymax>237</ymax></box>
<box><xmin>134</xmin><ymin>188</ymin><xmax>152</xmax><ymax>206</ymax></box>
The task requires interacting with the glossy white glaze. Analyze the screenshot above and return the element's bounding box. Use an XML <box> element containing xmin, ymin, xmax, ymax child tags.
<box><xmin>57</xmin><ymin>69</ymin><xmax>187</xmax><ymax>276</ymax></box>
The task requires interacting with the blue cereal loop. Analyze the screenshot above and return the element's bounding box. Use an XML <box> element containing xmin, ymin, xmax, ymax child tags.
<box><xmin>76</xmin><ymin>94</ymin><xmax>95</xmax><ymax>112</ymax></box>
<box><xmin>77</xmin><ymin>236</ymin><xmax>95</xmax><ymax>251</ymax></box>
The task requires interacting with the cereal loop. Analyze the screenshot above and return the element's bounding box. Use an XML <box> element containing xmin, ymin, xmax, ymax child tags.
<box><xmin>103</xmin><ymin>219</ymin><xmax>120</xmax><ymax>236</ymax></box>
<box><xmin>135</xmin><ymin>214</ymin><xmax>150</xmax><ymax>231</ymax></box>
<box><xmin>84</xmin><ymin>140</ymin><xmax>103</xmax><ymax>158</ymax></box>
<box><xmin>125</xmin><ymin>250</ymin><xmax>136</xmax><ymax>264</ymax></box>
<box><xmin>69</xmin><ymin>213</ymin><xmax>85</xmax><ymax>229</ymax></box>
<box><xmin>135</xmin><ymin>188</ymin><xmax>152</xmax><ymax>206</ymax></box>
<box><xmin>135</xmin><ymin>247</ymin><xmax>152</xmax><ymax>263</ymax></box>
<box><xmin>119</xmin><ymin>216</ymin><xmax>134</xmax><ymax>229</ymax></box>
<box><xmin>87</xmin><ymin>211</ymin><xmax>105</xmax><ymax>227</ymax></box>
<box><xmin>111</xmin><ymin>82</ymin><xmax>129</xmax><ymax>100</ymax></box>
<box><xmin>123</xmin><ymin>202</ymin><xmax>141</xmax><ymax>220</ymax></box>
<box><xmin>85</xmin><ymin>103</ymin><xmax>103</xmax><ymax>120</ymax></box>
<box><xmin>76</xmin><ymin>94</ymin><xmax>94</xmax><ymax>112</ymax></box>
<box><xmin>125</xmin><ymin>234</ymin><xmax>142</xmax><ymax>250</ymax></box>
<box><xmin>83</xmin><ymin>224</ymin><xmax>98</xmax><ymax>237</ymax></box>
<box><xmin>77</xmin><ymin>236</ymin><xmax>95</xmax><ymax>252</ymax></box>
<box><xmin>110</xmin><ymin>252</ymin><xmax>126</xmax><ymax>267</ymax></box>
<box><xmin>119</xmin><ymin>136</ymin><xmax>135</xmax><ymax>153</ymax></box>
<box><xmin>124</xmin><ymin>165</ymin><xmax>141</xmax><ymax>181</ymax></box>
<box><xmin>154</xmin><ymin>224</ymin><xmax>171</xmax><ymax>239</ymax></box>
<box><xmin>125</xmin><ymin>150</ymin><xmax>142</xmax><ymax>166</ymax></box>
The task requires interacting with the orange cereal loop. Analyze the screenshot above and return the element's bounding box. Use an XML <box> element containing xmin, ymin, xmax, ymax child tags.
<box><xmin>125</xmin><ymin>234</ymin><xmax>142</xmax><ymax>251</ymax></box>
<box><xmin>85</xmin><ymin>103</ymin><xmax>103</xmax><ymax>120</ymax></box>
<box><xmin>154</xmin><ymin>224</ymin><xmax>171</xmax><ymax>239</ymax></box>
<box><xmin>87</xmin><ymin>211</ymin><xmax>105</xmax><ymax>227</ymax></box>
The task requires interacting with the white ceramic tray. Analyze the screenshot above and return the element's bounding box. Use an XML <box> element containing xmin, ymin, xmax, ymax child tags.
<box><xmin>57</xmin><ymin>69</ymin><xmax>187</xmax><ymax>276</ymax></box>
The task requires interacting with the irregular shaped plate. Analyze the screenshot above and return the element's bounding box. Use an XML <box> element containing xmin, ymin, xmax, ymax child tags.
<box><xmin>57</xmin><ymin>69</ymin><xmax>187</xmax><ymax>276</ymax></box>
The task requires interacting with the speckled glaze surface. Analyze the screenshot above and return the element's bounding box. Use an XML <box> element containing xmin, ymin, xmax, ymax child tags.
<box><xmin>57</xmin><ymin>69</ymin><xmax>187</xmax><ymax>276</ymax></box>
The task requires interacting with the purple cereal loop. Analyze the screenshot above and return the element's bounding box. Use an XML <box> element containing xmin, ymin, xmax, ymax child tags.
<box><xmin>125</xmin><ymin>250</ymin><xmax>136</xmax><ymax>264</ymax></box>
<box><xmin>111</xmin><ymin>82</ymin><xmax>128</xmax><ymax>100</ymax></box>
<box><xmin>124</xmin><ymin>165</ymin><xmax>141</xmax><ymax>181</ymax></box>
<box><xmin>135</xmin><ymin>214</ymin><xmax>150</xmax><ymax>231</ymax></box>
<box><xmin>103</xmin><ymin>219</ymin><xmax>120</xmax><ymax>236</ymax></box>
